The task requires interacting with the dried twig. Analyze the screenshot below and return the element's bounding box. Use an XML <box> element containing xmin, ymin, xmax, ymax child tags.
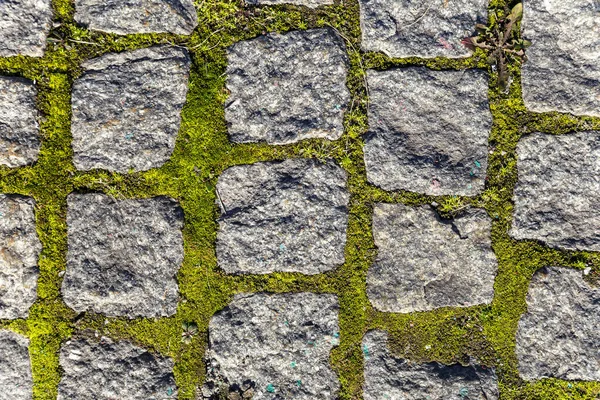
<box><xmin>190</xmin><ymin>27</ymin><xmax>225</xmax><ymax>50</ymax></box>
<box><xmin>324</xmin><ymin>23</ymin><xmax>370</xmax><ymax>106</ymax></box>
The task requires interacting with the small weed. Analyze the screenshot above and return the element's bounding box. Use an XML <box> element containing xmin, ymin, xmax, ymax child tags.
<box><xmin>462</xmin><ymin>3</ymin><xmax>530</xmax><ymax>89</ymax></box>
<box><xmin>181</xmin><ymin>322</ymin><xmax>198</xmax><ymax>344</ymax></box>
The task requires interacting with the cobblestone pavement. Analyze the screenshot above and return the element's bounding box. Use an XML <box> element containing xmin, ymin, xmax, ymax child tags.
<box><xmin>0</xmin><ymin>0</ymin><xmax>599</xmax><ymax>399</ymax></box>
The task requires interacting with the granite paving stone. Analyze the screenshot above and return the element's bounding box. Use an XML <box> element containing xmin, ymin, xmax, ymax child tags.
<box><xmin>58</xmin><ymin>337</ymin><xmax>177</xmax><ymax>399</ymax></box>
<box><xmin>363</xmin><ymin>330</ymin><xmax>499</xmax><ymax>400</ymax></box>
<box><xmin>203</xmin><ymin>292</ymin><xmax>340</xmax><ymax>399</ymax></box>
<box><xmin>521</xmin><ymin>0</ymin><xmax>600</xmax><ymax>117</ymax></box>
<box><xmin>516</xmin><ymin>266</ymin><xmax>600</xmax><ymax>381</ymax></box>
<box><xmin>225</xmin><ymin>28</ymin><xmax>350</xmax><ymax>145</ymax></box>
<box><xmin>0</xmin><ymin>330</ymin><xmax>33</xmax><ymax>400</ymax></box>
<box><xmin>62</xmin><ymin>193</ymin><xmax>184</xmax><ymax>318</ymax></box>
<box><xmin>510</xmin><ymin>131</ymin><xmax>600</xmax><ymax>251</ymax></box>
<box><xmin>0</xmin><ymin>0</ymin><xmax>53</xmax><ymax>57</ymax></box>
<box><xmin>74</xmin><ymin>0</ymin><xmax>198</xmax><ymax>35</ymax></box>
<box><xmin>71</xmin><ymin>45</ymin><xmax>191</xmax><ymax>172</ymax></box>
<box><xmin>359</xmin><ymin>0</ymin><xmax>488</xmax><ymax>58</ymax></box>
<box><xmin>216</xmin><ymin>158</ymin><xmax>349</xmax><ymax>275</ymax></box>
<box><xmin>0</xmin><ymin>195</ymin><xmax>41</xmax><ymax>319</ymax></box>
<box><xmin>0</xmin><ymin>76</ymin><xmax>40</xmax><ymax>167</ymax></box>
<box><xmin>367</xmin><ymin>204</ymin><xmax>497</xmax><ymax>313</ymax></box>
<box><xmin>364</xmin><ymin>67</ymin><xmax>492</xmax><ymax>196</ymax></box>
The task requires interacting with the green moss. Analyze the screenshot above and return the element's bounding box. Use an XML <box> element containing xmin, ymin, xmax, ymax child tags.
<box><xmin>1</xmin><ymin>0</ymin><xmax>599</xmax><ymax>398</ymax></box>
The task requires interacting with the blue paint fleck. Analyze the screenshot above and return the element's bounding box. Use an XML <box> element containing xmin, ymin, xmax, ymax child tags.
<box><xmin>290</xmin><ymin>361</ymin><xmax>297</xmax><ymax>368</ymax></box>
<box><xmin>459</xmin><ymin>387</ymin><xmax>469</xmax><ymax>397</ymax></box>
<box><xmin>167</xmin><ymin>387</ymin><xmax>173</xmax><ymax>396</ymax></box>
<box><xmin>125</xmin><ymin>133</ymin><xmax>134</xmax><ymax>140</ymax></box>
<box><xmin>474</xmin><ymin>160</ymin><xmax>481</xmax><ymax>168</ymax></box>
<box><xmin>362</xmin><ymin>344</ymin><xmax>369</xmax><ymax>357</ymax></box>
<box><xmin>266</xmin><ymin>384</ymin><xmax>275</xmax><ymax>393</ymax></box>
<box><xmin>296</xmin><ymin>380</ymin><xmax>302</xmax><ymax>388</ymax></box>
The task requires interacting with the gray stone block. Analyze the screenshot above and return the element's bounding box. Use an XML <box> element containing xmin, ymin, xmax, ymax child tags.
<box><xmin>367</xmin><ymin>204</ymin><xmax>497</xmax><ymax>313</ymax></box>
<box><xmin>216</xmin><ymin>158</ymin><xmax>349</xmax><ymax>275</ymax></box>
<box><xmin>71</xmin><ymin>46</ymin><xmax>191</xmax><ymax>172</ymax></box>
<box><xmin>0</xmin><ymin>330</ymin><xmax>32</xmax><ymax>400</ymax></box>
<box><xmin>62</xmin><ymin>193</ymin><xmax>184</xmax><ymax>318</ymax></box>
<box><xmin>359</xmin><ymin>0</ymin><xmax>488</xmax><ymax>58</ymax></box>
<box><xmin>0</xmin><ymin>76</ymin><xmax>40</xmax><ymax>167</ymax></box>
<box><xmin>516</xmin><ymin>267</ymin><xmax>600</xmax><ymax>381</ymax></box>
<box><xmin>58</xmin><ymin>337</ymin><xmax>177</xmax><ymax>399</ymax></box>
<box><xmin>522</xmin><ymin>0</ymin><xmax>600</xmax><ymax>117</ymax></box>
<box><xmin>246</xmin><ymin>0</ymin><xmax>332</xmax><ymax>7</ymax></box>
<box><xmin>0</xmin><ymin>0</ymin><xmax>53</xmax><ymax>57</ymax></box>
<box><xmin>0</xmin><ymin>195</ymin><xmax>41</xmax><ymax>319</ymax></box>
<box><xmin>510</xmin><ymin>132</ymin><xmax>600</xmax><ymax>251</ymax></box>
<box><xmin>74</xmin><ymin>0</ymin><xmax>198</xmax><ymax>35</ymax></box>
<box><xmin>364</xmin><ymin>67</ymin><xmax>492</xmax><ymax>196</ymax></box>
<box><xmin>225</xmin><ymin>28</ymin><xmax>350</xmax><ymax>145</ymax></box>
<box><xmin>363</xmin><ymin>330</ymin><xmax>499</xmax><ymax>400</ymax></box>
<box><xmin>203</xmin><ymin>292</ymin><xmax>340</xmax><ymax>400</ymax></box>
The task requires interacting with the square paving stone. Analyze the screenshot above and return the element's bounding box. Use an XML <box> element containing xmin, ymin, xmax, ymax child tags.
<box><xmin>203</xmin><ymin>292</ymin><xmax>340</xmax><ymax>400</ymax></box>
<box><xmin>510</xmin><ymin>132</ymin><xmax>600</xmax><ymax>251</ymax></box>
<box><xmin>364</xmin><ymin>67</ymin><xmax>492</xmax><ymax>196</ymax></box>
<box><xmin>0</xmin><ymin>330</ymin><xmax>33</xmax><ymax>400</ymax></box>
<box><xmin>359</xmin><ymin>0</ymin><xmax>488</xmax><ymax>58</ymax></box>
<box><xmin>521</xmin><ymin>0</ymin><xmax>600</xmax><ymax>117</ymax></box>
<box><xmin>362</xmin><ymin>330</ymin><xmax>499</xmax><ymax>400</ymax></box>
<box><xmin>71</xmin><ymin>46</ymin><xmax>191</xmax><ymax>172</ymax></box>
<box><xmin>75</xmin><ymin>0</ymin><xmax>198</xmax><ymax>35</ymax></box>
<box><xmin>0</xmin><ymin>195</ymin><xmax>41</xmax><ymax>319</ymax></box>
<box><xmin>216</xmin><ymin>158</ymin><xmax>349</xmax><ymax>275</ymax></box>
<box><xmin>367</xmin><ymin>204</ymin><xmax>497</xmax><ymax>313</ymax></box>
<box><xmin>225</xmin><ymin>28</ymin><xmax>350</xmax><ymax>145</ymax></box>
<box><xmin>58</xmin><ymin>337</ymin><xmax>177</xmax><ymax>399</ymax></box>
<box><xmin>516</xmin><ymin>267</ymin><xmax>600</xmax><ymax>381</ymax></box>
<box><xmin>246</xmin><ymin>0</ymin><xmax>332</xmax><ymax>7</ymax></box>
<box><xmin>62</xmin><ymin>193</ymin><xmax>184</xmax><ymax>318</ymax></box>
<box><xmin>0</xmin><ymin>77</ymin><xmax>40</xmax><ymax>167</ymax></box>
<box><xmin>0</xmin><ymin>0</ymin><xmax>53</xmax><ymax>57</ymax></box>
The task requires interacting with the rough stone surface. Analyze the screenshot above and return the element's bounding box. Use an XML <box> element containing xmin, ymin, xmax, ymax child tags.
<box><xmin>0</xmin><ymin>330</ymin><xmax>32</xmax><ymax>400</ymax></box>
<box><xmin>0</xmin><ymin>77</ymin><xmax>40</xmax><ymax>167</ymax></box>
<box><xmin>58</xmin><ymin>337</ymin><xmax>177</xmax><ymax>399</ymax></box>
<box><xmin>359</xmin><ymin>0</ymin><xmax>488</xmax><ymax>58</ymax></box>
<box><xmin>62</xmin><ymin>193</ymin><xmax>184</xmax><ymax>318</ymax></box>
<box><xmin>0</xmin><ymin>0</ymin><xmax>53</xmax><ymax>57</ymax></box>
<box><xmin>71</xmin><ymin>46</ymin><xmax>191</xmax><ymax>172</ymax></box>
<box><xmin>0</xmin><ymin>195</ymin><xmax>41</xmax><ymax>319</ymax></box>
<box><xmin>510</xmin><ymin>132</ymin><xmax>600</xmax><ymax>251</ymax></box>
<box><xmin>225</xmin><ymin>28</ymin><xmax>350</xmax><ymax>145</ymax></box>
<box><xmin>203</xmin><ymin>293</ymin><xmax>340</xmax><ymax>399</ymax></box>
<box><xmin>364</xmin><ymin>68</ymin><xmax>492</xmax><ymax>196</ymax></box>
<box><xmin>75</xmin><ymin>0</ymin><xmax>198</xmax><ymax>35</ymax></box>
<box><xmin>367</xmin><ymin>204</ymin><xmax>497</xmax><ymax>313</ymax></box>
<box><xmin>246</xmin><ymin>0</ymin><xmax>332</xmax><ymax>7</ymax></box>
<box><xmin>216</xmin><ymin>159</ymin><xmax>349</xmax><ymax>275</ymax></box>
<box><xmin>363</xmin><ymin>330</ymin><xmax>499</xmax><ymax>400</ymax></box>
<box><xmin>521</xmin><ymin>0</ymin><xmax>600</xmax><ymax>117</ymax></box>
<box><xmin>516</xmin><ymin>267</ymin><xmax>600</xmax><ymax>381</ymax></box>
